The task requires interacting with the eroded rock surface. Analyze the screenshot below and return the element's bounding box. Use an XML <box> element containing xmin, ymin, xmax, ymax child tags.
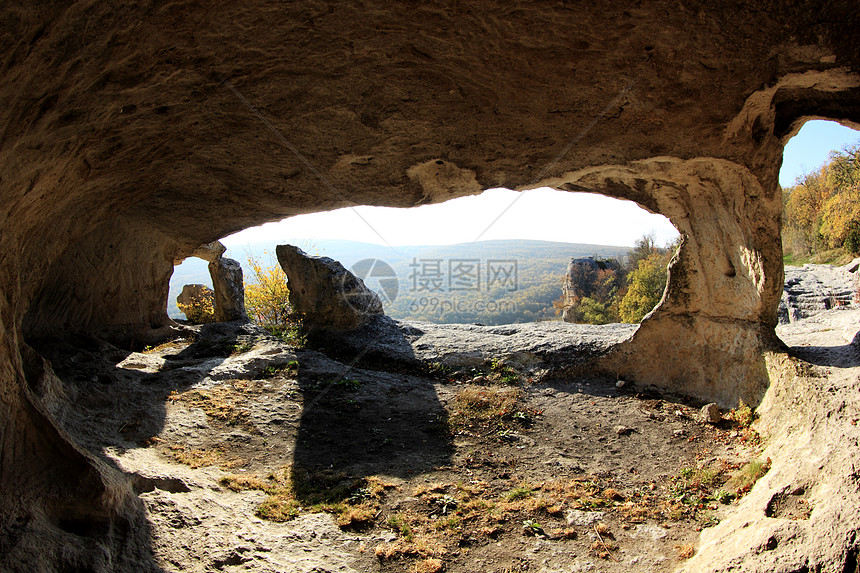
<box><xmin>561</xmin><ymin>257</ymin><xmax>603</xmax><ymax>323</ymax></box>
<box><xmin>1</xmin><ymin>2</ymin><xmax>860</xmax><ymax>571</ymax></box>
<box><xmin>779</xmin><ymin>260</ymin><xmax>859</xmax><ymax>324</ymax></box>
<box><xmin>210</xmin><ymin>257</ymin><xmax>249</xmax><ymax>322</ymax></box>
<box><xmin>276</xmin><ymin>244</ymin><xmax>383</xmax><ymax>333</ymax></box>
<box><xmin>682</xmin><ymin>309</ymin><xmax>860</xmax><ymax>572</ymax></box>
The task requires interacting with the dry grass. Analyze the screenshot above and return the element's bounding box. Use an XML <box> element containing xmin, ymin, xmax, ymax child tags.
<box><xmin>171</xmin><ymin>387</ymin><xmax>251</xmax><ymax>426</ymax></box>
<box><xmin>448</xmin><ymin>386</ymin><xmax>522</xmax><ymax>432</ymax></box>
<box><xmin>165</xmin><ymin>444</ymin><xmax>244</xmax><ymax>469</ymax></box>
<box><xmin>257</xmin><ymin>494</ymin><xmax>301</xmax><ymax>521</ymax></box>
<box><xmin>374</xmin><ymin>537</ymin><xmax>447</xmax><ymax>560</ymax></box>
<box><xmin>337</xmin><ymin>503</ymin><xmax>376</xmax><ymax>529</ymax></box>
<box><xmin>219</xmin><ymin>474</ymin><xmax>277</xmax><ymax>493</ymax></box>
<box><xmin>724</xmin><ymin>457</ymin><xmax>771</xmax><ymax>496</ymax></box>
<box><xmin>412</xmin><ymin>557</ymin><xmax>444</xmax><ymax>573</ymax></box>
<box><xmin>219</xmin><ymin>467</ymin><xmax>394</xmax><ymax>528</ymax></box>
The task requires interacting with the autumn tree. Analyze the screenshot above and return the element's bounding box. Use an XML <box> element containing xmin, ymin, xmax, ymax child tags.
<box><xmin>618</xmin><ymin>250</ymin><xmax>672</xmax><ymax>323</ymax></box>
<box><xmin>783</xmin><ymin>143</ymin><xmax>860</xmax><ymax>256</ymax></box>
<box><xmin>244</xmin><ymin>252</ymin><xmax>296</xmax><ymax>336</ymax></box>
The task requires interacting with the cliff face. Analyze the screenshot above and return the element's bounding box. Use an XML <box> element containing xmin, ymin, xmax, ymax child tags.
<box><xmin>1</xmin><ymin>1</ymin><xmax>859</xmax><ymax>569</ymax></box>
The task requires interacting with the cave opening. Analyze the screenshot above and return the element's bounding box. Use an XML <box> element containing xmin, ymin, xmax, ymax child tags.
<box><xmin>169</xmin><ymin>188</ymin><xmax>679</xmax><ymax>329</ymax></box>
<box><xmin>776</xmin><ymin>119</ymin><xmax>860</xmax><ymax>339</ymax></box>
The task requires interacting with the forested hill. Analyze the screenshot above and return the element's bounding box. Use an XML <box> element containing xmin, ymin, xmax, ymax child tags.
<box><xmin>169</xmin><ymin>238</ymin><xmax>632</xmax><ymax>325</ymax></box>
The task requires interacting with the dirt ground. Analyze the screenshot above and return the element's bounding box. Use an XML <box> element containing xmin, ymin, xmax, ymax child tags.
<box><xmin>37</xmin><ymin>320</ymin><xmax>769</xmax><ymax>573</ymax></box>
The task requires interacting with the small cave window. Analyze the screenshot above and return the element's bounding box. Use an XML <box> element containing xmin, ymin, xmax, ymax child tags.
<box><xmin>179</xmin><ymin>188</ymin><xmax>679</xmax><ymax>329</ymax></box>
<box><xmin>169</xmin><ymin>257</ymin><xmax>214</xmax><ymax>322</ymax></box>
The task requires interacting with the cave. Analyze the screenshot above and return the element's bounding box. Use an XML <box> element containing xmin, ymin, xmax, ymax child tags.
<box><xmin>2</xmin><ymin>2</ymin><xmax>860</xmax><ymax>571</ymax></box>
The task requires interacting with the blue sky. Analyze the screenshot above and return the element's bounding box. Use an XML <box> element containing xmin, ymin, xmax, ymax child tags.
<box><xmin>780</xmin><ymin>120</ymin><xmax>859</xmax><ymax>187</ymax></box>
<box><xmin>223</xmin><ymin>120</ymin><xmax>859</xmax><ymax>249</ymax></box>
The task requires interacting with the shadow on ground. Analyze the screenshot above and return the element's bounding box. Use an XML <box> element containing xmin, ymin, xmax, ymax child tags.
<box><xmin>290</xmin><ymin>335</ymin><xmax>453</xmax><ymax>502</ymax></box>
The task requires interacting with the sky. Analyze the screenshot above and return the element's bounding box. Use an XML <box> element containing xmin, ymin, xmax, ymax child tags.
<box><xmin>222</xmin><ymin>120</ymin><xmax>860</xmax><ymax>250</ymax></box>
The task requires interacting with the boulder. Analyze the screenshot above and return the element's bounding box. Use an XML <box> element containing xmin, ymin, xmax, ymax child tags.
<box><xmin>209</xmin><ymin>257</ymin><xmax>248</xmax><ymax>322</ymax></box>
<box><xmin>176</xmin><ymin>284</ymin><xmax>215</xmax><ymax>324</ymax></box>
<box><xmin>190</xmin><ymin>241</ymin><xmax>227</xmax><ymax>264</ymax></box>
<box><xmin>275</xmin><ymin>244</ymin><xmax>383</xmax><ymax>332</ymax></box>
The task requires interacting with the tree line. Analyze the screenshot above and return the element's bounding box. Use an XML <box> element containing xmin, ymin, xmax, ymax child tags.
<box><xmin>782</xmin><ymin>143</ymin><xmax>860</xmax><ymax>261</ymax></box>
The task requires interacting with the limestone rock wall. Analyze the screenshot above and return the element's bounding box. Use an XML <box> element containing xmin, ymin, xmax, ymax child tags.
<box><xmin>1</xmin><ymin>1</ymin><xmax>859</xmax><ymax>570</ymax></box>
<box><xmin>541</xmin><ymin>157</ymin><xmax>785</xmax><ymax>406</ymax></box>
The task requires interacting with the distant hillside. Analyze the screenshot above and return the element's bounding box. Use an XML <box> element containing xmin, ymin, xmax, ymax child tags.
<box><xmin>168</xmin><ymin>239</ymin><xmax>632</xmax><ymax>324</ymax></box>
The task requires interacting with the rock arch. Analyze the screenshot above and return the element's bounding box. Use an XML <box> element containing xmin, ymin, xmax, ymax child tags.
<box><xmin>1</xmin><ymin>2</ymin><xmax>860</xmax><ymax>570</ymax></box>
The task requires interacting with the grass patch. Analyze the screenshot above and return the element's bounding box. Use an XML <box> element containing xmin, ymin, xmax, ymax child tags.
<box><xmin>257</xmin><ymin>494</ymin><xmax>301</xmax><ymax>521</ymax></box>
<box><xmin>412</xmin><ymin>558</ymin><xmax>444</xmax><ymax>573</ymax></box>
<box><xmin>374</xmin><ymin>537</ymin><xmax>447</xmax><ymax>561</ymax></box>
<box><xmin>505</xmin><ymin>485</ymin><xmax>534</xmax><ymax>501</ymax></box>
<box><xmin>724</xmin><ymin>458</ymin><xmax>771</xmax><ymax>496</ymax></box>
<box><xmin>219</xmin><ymin>474</ymin><xmax>276</xmax><ymax>493</ymax></box>
<box><xmin>386</xmin><ymin>513</ymin><xmax>415</xmax><ymax>541</ymax></box>
<box><xmin>170</xmin><ymin>386</ymin><xmax>252</xmax><ymax>426</ymax></box>
<box><xmin>487</xmin><ymin>358</ymin><xmax>521</xmax><ymax>385</ymax></box>
<box><xmin>220</xmin><ymin>467</ymin><xmax>396</xmax><ymax>529</ymax></box>
<box><xmin>448</xmin><ymin>385</ymin><xmax>524</xmax><ymax>436</ymax></box>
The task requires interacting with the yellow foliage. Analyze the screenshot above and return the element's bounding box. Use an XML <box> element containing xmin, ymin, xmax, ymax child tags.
<box><xmin>820</xmin><ymin>184</ymin><xmax>860</xmax><ymax>248</ymax></box>
<box><xmin>618</xmin><ymin>251</ymin><xmax>671</xmax><ymax>323</ymax></box>
<box><xmin>783</xmin><ymin>144</ymin><xmax>860</xmax><ymax>256</ymax></box>
<box><xmin>244</xmin><ymin>252</ymin><xmax>295</xmax><ymax>334</ymax></box>
<box><xmin>177</xmin><ymin>291</ymin><xmax>215</xmax><ymax>324</ymax></box>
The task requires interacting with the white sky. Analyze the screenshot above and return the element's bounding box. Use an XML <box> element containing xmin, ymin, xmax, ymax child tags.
<box><xmin>223</xmin><ymin>120</ymin><xmax>859</xmax><ymax>250</ymax></box>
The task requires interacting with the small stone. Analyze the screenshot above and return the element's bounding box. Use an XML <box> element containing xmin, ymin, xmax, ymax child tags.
<box><xmin>673</xmin><ymin>429</ymin><xmax>686</xmax><ymax>437</ymax></box>
<box><xmin>701</xmin><ymin>403</ymin><xmax>722</xmax><ymax>424</ymax></box>
<box><xmin>616</xmin><ymin>379</ymin><xmax>626</xmax><ymax>389</ymax></box>
<box><xmin>615</xmin><ymin>425</ymin><xmax>634</xmax><ymax>436</ymax></box>
<box><xmin>632</xmin><ymin>524</ymin><xmax>669</xmax><ymax>540</ymax></box>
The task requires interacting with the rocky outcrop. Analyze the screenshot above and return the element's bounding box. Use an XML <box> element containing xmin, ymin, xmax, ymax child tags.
<box><xmin>682</xmin><ymin>309</ymin><xmax>860</xmax><ymax>572</ymax></box>
<box><xmin>1</xmin><ymin>2</ymin><xmax>860</xmax><ymax>571</ymax></box>
<box><xmin>276</xmin><ymin>244</ymin><xmax>383</xmax><ymax>333</ymax></box>
<box><xmin>561</xmin><ymin>257</ymin><xmax>602</xmax><ymax>323</ymax></box>
<box><xmin>209</xmin><ymin>257</ymin><xmax>248</xmax><ymax>322</ymax></box>
<box><xmin>178</xmin><ymin>241</ymin><xmax>248</xmax><ymax>323</ymax></box>
<box><xmin>779</xmin><ymin>260</ymin><xmax>859</xmax><ymax>324</ymax></box>
<box><xmin>176</xmin><ymin>284</ymin><xmax>215</xmax><ymax>324</ymax></box>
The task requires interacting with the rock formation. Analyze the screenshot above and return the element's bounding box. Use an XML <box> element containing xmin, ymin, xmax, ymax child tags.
<box><xmin>779</xmin><ymin>259</ymin><xmax>858</xmax><ymax>323</ymax></box>
<box><xmin>561</xmin><ymin>257</ymin><xmax>602</xmax><ymax>322</ymax></box>
<box><xmin>276</xmin><ymin>244</ymin><xmax>383</xmax><ymax>333</ymax></box>
<box><xmin>176</xmin><ymin>283</ymin><xmax>216</xmax><ymax>324</ymax></box>
<box><xmin>177</xmin><ymin>240</ymin><xmax>248</xmax><ymax>323</ymax></box>
<box><xmin>209</xmin><ymin>257</ymin><xmax>248</xmax><ymax>322</ymax></box>
<box><xmin>1</xmin><ymin>2</ymin><xmax>859</xmax><ymax>570</ymax></box>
